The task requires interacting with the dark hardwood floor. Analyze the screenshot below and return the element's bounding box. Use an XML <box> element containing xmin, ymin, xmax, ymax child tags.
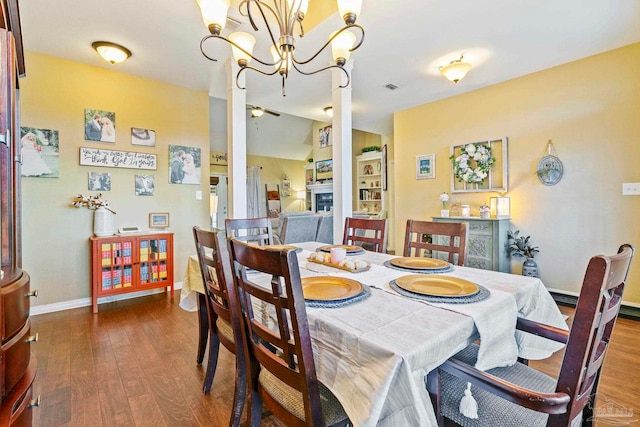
<box><xmin>30</xmin><ymin>294</ymin><xmax>638</xmax><ymax>426</ymax></box>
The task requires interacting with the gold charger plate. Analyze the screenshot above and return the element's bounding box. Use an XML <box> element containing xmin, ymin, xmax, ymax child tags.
<box><xmin>318</xmin><ymin>244</ymin><xmax>364</xmax><ymax>254</ymax></box>
<box><xmin>390</xmin><ymin>257</ymin><xmax>449</xmax><ymax>270</ymax></box>
<box><xmin>301</xmin><ymin>277</ymin><xmax>364</xmax><ymax>301</ymax></box>
<box><xmin>395</xmin><ymin>275</ymin><xmax>479</xmax><ymax>297</ymax></box>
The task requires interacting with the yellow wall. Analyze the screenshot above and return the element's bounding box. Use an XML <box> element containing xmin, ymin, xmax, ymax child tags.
<box><xmin>394</xmin><ymin>43</ymin><xmax>640</xmax><ymax>304</ymax></box>
<box><xmin>247</xmin><ymin>155</ymin><xmax>307</xmax><ymax>212</ymax></box>
<box><xmin>20</xmin><ymin>52</ymin><xmax>210</xmax><ymax>307</ymax></box>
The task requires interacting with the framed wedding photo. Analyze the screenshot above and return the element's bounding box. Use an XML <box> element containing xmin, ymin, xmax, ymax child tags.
<box><xmin>149</xmin><ymin>212</ymin><xmax>169</xmax><ymax>228</ymax></box>
<box><xmin>416</xmin><ymin>154</ymin><xmax>435</xmax><ymax>179</ymax></box>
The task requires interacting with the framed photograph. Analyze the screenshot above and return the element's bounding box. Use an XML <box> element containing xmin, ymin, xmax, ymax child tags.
<box><xmin>318</xmin><ymin>125</ymin><xmax>332</xmax><ymax>148</ymax></box>
<box><xmin>169</xmin><ymin>144</ymin><xmax>201</xmax><ymax>184</ymax></box>
<box><xmin>135</xmin><ymin>174</ymin><xmax>155</xmax><ymax>196</ymax></box>
<box><xmin>88</xmin><ymin>172</ymin><xmax>111</xmax><ymax>191</ymax></box>
<box><xmin>149</xmin><ymin>212</ymin><xmax>169</xmax><ymax>228</ymax></box>
<box><xmin>416</xmin><ymin>154</ymin><xmax>435</xmax><ymax>179</ymax></box>
<box><xmin>85</xmin><ymin>108</ymin><xmax>115</xmax><ymax>142</ymax></box>
<box><xmin>20</xmin><ymin>127</ymin><xmax>59</xmax><ymax>178</ymax></box>
<box><xmin>315</xmin><ymin>159</ymin><xmax>333</xmax><ymax>181</ymax></box>
<box><xmin>131</xmin><ymin>127</ymin><xmax>156</xmax><ymax>146</ymax></box>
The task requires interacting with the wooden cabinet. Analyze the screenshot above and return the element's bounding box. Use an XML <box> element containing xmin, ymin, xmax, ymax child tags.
<box><xmin>356</xmin><ymin>152</ymin><xmax>386</xmax><ymax>216</ymax></box>
<box><xmin>1</xmin><ymin>3</ymin><xmax>37</xmax><ymax>425</ymax></box>
<box><xmin>433</xmin><ymin>216</ymin><xmax>510</xmax><ymax>273</ymax></box>
<box><xmin>90</xmin><ymin>233</ymin><xmax>174</xmax><ymax>313</ymax></box>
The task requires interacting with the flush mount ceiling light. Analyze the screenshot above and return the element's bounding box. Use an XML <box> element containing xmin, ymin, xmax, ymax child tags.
<box><xmin>92</xmin><ymin>41</ymin><xmax>132</xmax><ymax>64</ymax></box>
<box><xmin>196</xmin><ymin>0</ymin><xmax>365</xmax><ymax>96</ymax></box>
<box><xmin>323</xmin><ymin>106</ymin><xmax>333</xmax><ymax>117</ymax></box>
<box><xmin>439</xmin><ymin>54</ymin><xmax>472</xmax><ymax>83</ymax></box>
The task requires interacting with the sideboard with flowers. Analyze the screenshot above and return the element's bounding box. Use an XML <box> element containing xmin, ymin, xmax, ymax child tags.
<box><xmin>89</xmin><ymin>233</ymin><xmax>174</xmax><ymax>313</ymax></box>
<box><xmin>432</xmin><ymin>216</ymin><xmax>510</xmax><ymax>273</ymax></box>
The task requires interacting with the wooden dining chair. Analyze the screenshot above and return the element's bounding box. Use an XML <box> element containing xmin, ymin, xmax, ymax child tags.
<box><xmin>427</xmin><ymin>243</ymin><xmax>634</xmax><ymax>427</ymax></box>
<box><xmin>403</xmin><ymin>220</ymin><xmax>468</xmax><ymax>266</ymax></box>
<box><xmin>343</xmin><ymin>217</ymin><xmax>387</xmax><ymax>253</ymax></box>
<box><xmin>225</xmin><ymin>217</ymin><xmax>274</xmax><ymax>246</ymax></box>
<box><xmin>227</xmin><ymin>238</ymin><xmax>351</xmax><ymax>427</ymax></box>
<box><xmin>192</xmin><ymin>226</ymin><xmax>247</xmax><ymax>427</ymax></box>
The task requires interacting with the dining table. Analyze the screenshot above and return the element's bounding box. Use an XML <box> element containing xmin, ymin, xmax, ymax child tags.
<box><xmin>180</xmin><ymin>241</ymin><xmax>568</xmax><ymax>427</ymax></box>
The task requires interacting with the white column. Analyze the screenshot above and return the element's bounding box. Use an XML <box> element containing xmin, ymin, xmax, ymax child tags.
<box><xmin>331</xmin><ymin>62</ymin><xmax>353</xmax><ymax>243</ymax></box>
<box><xmin>226</xmin><ymin>59</ymin><xmax>247</xmax><ymax>219</ymax></box>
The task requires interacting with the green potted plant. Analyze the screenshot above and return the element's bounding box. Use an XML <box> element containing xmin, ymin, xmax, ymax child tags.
<box><xmin>507</xmin><ymin>230</ymin><xmax>540</xmax><ymax>277</ymax></box>
<box><xmin>361</xmin><ymin>146</ymin><xmax>381</xmax><ymax>154</ymax></box>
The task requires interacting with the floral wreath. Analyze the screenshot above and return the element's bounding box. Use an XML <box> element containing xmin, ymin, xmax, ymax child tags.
<box><xmin>450</xmin><ymin>143</ymin><xmax>496</xmax><ymax>185</ymax></box>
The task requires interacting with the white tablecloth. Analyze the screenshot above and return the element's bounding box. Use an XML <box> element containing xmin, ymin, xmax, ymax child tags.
<box><xmin>180</xmin><ymin>242</ymin><xmax>568</xmax><ymax>427</ymax></box>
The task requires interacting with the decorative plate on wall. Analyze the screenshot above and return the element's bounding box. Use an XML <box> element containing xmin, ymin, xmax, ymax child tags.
<box><xmin>537</xmin><ymin>140</ymin><xmax>563</xmax><ymax>186</ymax></box>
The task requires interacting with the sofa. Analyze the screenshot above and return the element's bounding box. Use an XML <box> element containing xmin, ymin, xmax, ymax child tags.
<box><xmin>272</xmin><ymin>211</ymin><xmax>333</xmax><ymax>244</ymax></box>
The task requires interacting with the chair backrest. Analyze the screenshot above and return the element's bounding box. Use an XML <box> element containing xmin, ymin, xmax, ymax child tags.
<box><xmin>315</xmin><ymin>214</ymin><xmax>333</xmax><ymax>244</ymax></box>
<box><xmin>403</xmin><ymin>220</ymin><xmax>468</xmax><ymax>266</ymax></box>
<box><xmin>225</xmin><ymin>217</ymin><xmax>274</xmax><ymax>246</ymax></box>
<box><xmin>192</xmin><ymin>226</ymin><xmax>243</xmax><ymax>353</ymax></box>
<box><xmin>554</xmin><ymin>244</ymin><xmax>634</xmax><ymax>426</ymax></box>
<box><xmin>343</xmin><ymin>217</ymin><xmax>387</xmax><ymax>253</ymax></box>
<box><xmin>227</xmin><ymin>239</ymin><xmax>326</xmax><ymax>426</ymax></box>
<box><xmin>280</xmin><ymin>215</ymin><xmax>321</xmax><ymax>244</ymax></box>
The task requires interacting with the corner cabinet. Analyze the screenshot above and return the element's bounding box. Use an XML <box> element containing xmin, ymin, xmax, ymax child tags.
<box><xmin>356</xmin><ymin>152</ymin><xmax>386</xmax><ymax>216</ymax></box>
<box><xmin>90</xmin><ymin>233</ymin><xmax>174</xmax><ymax>313</ymax></box>
<box><xmin>432</xmin><ymin>216</ymin><xmax>510</xmax><ymax>273</ymax></box>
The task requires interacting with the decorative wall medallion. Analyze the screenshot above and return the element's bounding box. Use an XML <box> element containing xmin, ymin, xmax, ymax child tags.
<box><xmin>537</xmin><ymin>140</ymin><xmax>563</xmax><ymax>186</ymax></box>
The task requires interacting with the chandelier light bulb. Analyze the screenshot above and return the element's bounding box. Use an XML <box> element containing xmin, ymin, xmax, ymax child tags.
<box><xmin>196</xmin><ymin>0</ymin><xmax>230</xmax><ymax>35</ymax></box>
<box><xmin>331</xmin><ymin>30</ymin><xmax>356</xmax><ymax>65</ymax></box>
<box><xmin>337</xmin><ymin>0</ymin><xmax>362</xmax><ymax>24</ymax></box>
<box><xmin>228</xmin><ymin>32</ymin><xmax>256</xmax><ymax>66</ymax></box>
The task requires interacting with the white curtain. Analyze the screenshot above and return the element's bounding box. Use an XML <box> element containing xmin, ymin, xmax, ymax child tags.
<box><xmin>247</xmin><ymin>166</ymin><xmax>263</xmax><ymax>218</ymax></box>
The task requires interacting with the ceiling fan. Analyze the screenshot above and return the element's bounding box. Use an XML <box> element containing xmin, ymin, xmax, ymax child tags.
<box><xmin>248</xmin><ymin>105</ymin><xmax>280</xmax><ymax>118</ymax></box>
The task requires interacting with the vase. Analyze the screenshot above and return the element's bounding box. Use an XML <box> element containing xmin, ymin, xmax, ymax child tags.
<box><xmin>440</xmin><ymin>209</ymin><xmax>449</xmax><ymax>217</ymax></box>
<box><xmin>522</xmin><ymin>258</ymin><xmax>539</xmax><ymax>277</ymax></box>
<box><xmin>94</xmin><ymin>206</ymin><xmax>115</xmax><ymax>237</ymax></box>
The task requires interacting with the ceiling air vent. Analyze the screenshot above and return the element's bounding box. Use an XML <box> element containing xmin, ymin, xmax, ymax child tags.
<box><xmin>384</xmin><ymin>83</ymin><xmax>398</xmax><ymax>90</ymax></box>
<box><xmin>226</xmin><ymin>16</ymin><xmax>242</xmax><ymax>32</ymax></box>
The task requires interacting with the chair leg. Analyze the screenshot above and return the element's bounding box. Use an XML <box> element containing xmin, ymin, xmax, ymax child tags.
<box><xmin>203</xmin><ymin>330</ymin><xmax>220</xmax><ymax>393</ymax></box>
<box><xmin>426</xmin><ymin>369</ymin><xmax>445</xmax><ymax>427</ymax></box>
<box><xmin>196</xmin><ymin>292</ymin><xmax>208</xmax><ymax>365</ymax></box>
<box><xmin>229</xmin><ymin>358</ymin><xmax>247</xmax><ymax>427</ymax></box>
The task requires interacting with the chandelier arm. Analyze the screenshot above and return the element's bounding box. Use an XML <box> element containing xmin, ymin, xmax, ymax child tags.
<box><xmin>200</xmin><ymin>35</ymin><xmax>218</xmax><ymax>62</ymax></box>
<box><xmin>243</xmin><ymin>0</ymin><xmax>284</xmax><ymax>45</ymax></box>
<box><xmin>292</xmin><ymin>24</ymin><xmax>365</xmax><ymax>66</ymax></box>
<box><xmin>291</xmin><ymin>62</ymin><xmax>351</xmax><ymax>89</ymax></box>
<box><xmin>201</xmin><ymin>34</ymin><xmax>280</xmax><ymax>67</ymax></box>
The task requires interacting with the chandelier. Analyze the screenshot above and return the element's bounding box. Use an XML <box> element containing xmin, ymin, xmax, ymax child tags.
<box><xmin>196</xmin><ymin>0</ymin><xmax>365</xmax><ymax>96</ymax></box>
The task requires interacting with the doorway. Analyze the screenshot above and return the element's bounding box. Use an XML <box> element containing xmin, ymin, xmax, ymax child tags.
<box><xmin>210</xmin><ymin>174</ymin><xmax>228</xmax><ymax>231</ymax></box>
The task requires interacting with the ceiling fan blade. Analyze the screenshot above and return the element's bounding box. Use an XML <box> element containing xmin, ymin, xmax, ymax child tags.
<box><xmin>264</xmin><ymin>109</ymin><xmax>280</xmax><ymax>117</ymax></box>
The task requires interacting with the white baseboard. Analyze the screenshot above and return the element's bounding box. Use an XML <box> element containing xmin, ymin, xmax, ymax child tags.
<box><xmin>546</xmin><ymin>286</ymin><xmax>640</xmax><ymax>309</ymax></box>
<box><xmin>30</xmin><ymin>281</ymin><xmax>184</xmax><ymax>316</ymax></box>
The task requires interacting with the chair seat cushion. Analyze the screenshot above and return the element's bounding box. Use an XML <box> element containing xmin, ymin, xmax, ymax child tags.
<box><xmin>438</xmin><ymin>344</ymin><xmax>581</xmax><ymax>427</ymax></box>
<box><xmin>215</xmin><ymin>317</ymin><xmax>234</xmax><ymax>343</ymax></box>
<box><xmin>259</xmin><ymin>368</ymin><xmax>349</xmax><ymax>425</ymax></box>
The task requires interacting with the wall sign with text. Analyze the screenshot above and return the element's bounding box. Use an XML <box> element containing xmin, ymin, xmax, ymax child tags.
<box><xmin>80</xmin><ymin>147</ymin><xmax>157</xmax><ymax>170</ymax></box>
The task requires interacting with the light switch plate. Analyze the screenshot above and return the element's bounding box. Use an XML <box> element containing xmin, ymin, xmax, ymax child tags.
<box><xmin>195</xmin><ymin>190</ymin><xmax>202</xmax><ymax>200</ymax></box>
